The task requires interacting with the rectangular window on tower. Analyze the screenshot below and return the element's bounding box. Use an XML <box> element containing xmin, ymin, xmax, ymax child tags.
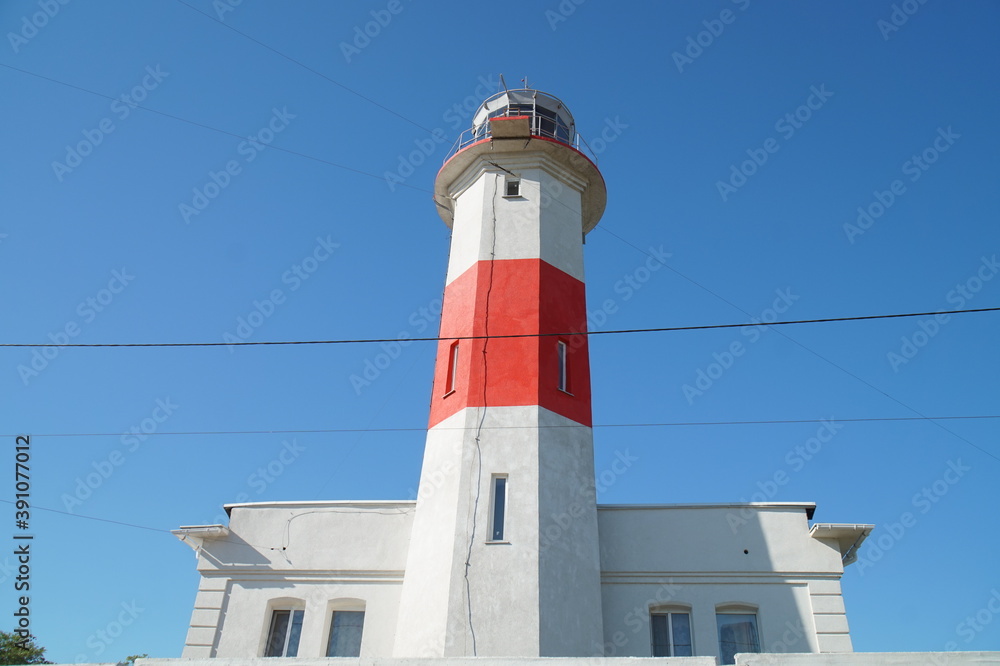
<box><xmin>503</xmin><ymin>177</ymin><xmax>521</xmax><ymax>197</ymax></box>
<box><xmin>488</xmin><ymin>475</ymin><xmax>507</xmax><ymax>542</ymax></box>
<box><xmin>557</xmin><ymin>340</ymin><xmax>571</xmax><ymax>393</ymax></box>
<box><xmin>444</xmin><ymin>341</ymin><xmax>459</xmax><ymax>395</ymax></box>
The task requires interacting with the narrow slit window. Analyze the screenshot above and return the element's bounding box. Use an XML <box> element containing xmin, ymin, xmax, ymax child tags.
<box><xmin>445</xmin><ymin>341</ymin><xmax>459</xmax><ymax>395</ymax></box>
<box><xmin>504</xmin><ymin>178</ymin><xmax>521</xmax><ymax>197</ymax></box>
<box><xmin>557</xmin><ymin>340</ymin><xmax>569</xmax><ymax>393</ymax></box>
<box><xmin>490</xmin><ymin>475</ymin><xmax>507</xmax><ymax>541</ymax></box>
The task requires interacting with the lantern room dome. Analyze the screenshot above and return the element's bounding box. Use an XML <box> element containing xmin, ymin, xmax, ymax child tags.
<box><xmin>471</xmin><ymin>89</ymin><xmax>576</xmax><ymax>145</ymax></box>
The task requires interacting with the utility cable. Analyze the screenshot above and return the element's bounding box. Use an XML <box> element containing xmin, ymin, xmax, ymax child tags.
<box><xmin>2</xmin><ymin>306</ymin><xmax>996</xmax><ymax>348</ymax></box>
<box><xmin>592</xmin><ymin>234</ymin><xmax>1000</xmax><ymax>468</ymax></box>
<box><xmin>7</xmin><ymin>415</ymin><xmax>998</xmax><ymax>439</ymax></box>
<box><xmin>0</xmin><ymin>61</ymin><xmax>432</xmax><ymax>194</ymax></box>
<box><xmin>0</xmin><ymin>498</ymin><xmax>171</xmax><ymax>534</ymax></box>
<box><xmin>171</xmin><ymin>0</ymin><xmax>436</xmax><ymax>134</ymax></box>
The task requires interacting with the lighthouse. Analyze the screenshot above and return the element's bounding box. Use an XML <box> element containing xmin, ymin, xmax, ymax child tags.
<box><xmin>174</xmin><ymin>85</ymin><xmax>872</xmax><ymax>664</ymax></box>
<box><xmin>393</xmin><ymin>88</ymin><xmax>608</xmax><ymax>657</ymax></box>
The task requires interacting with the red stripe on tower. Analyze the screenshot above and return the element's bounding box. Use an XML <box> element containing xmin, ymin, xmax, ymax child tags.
<box><xmin>428</xmin><ymin>258</ymin><xmax>592</xmax><ymax>428</ymax></box>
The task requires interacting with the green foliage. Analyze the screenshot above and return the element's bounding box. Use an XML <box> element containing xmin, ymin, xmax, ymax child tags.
<box><xmin>0</xmin><ymin>631</ymin><xmax>51</xmax><ymax>665</ymax></box>
<box><xmin>120</xmin><ymin>655</ymin><xmax>148</xmax><ymax>666</ymax></box>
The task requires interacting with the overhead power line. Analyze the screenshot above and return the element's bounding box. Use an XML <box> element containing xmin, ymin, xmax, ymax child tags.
<box><xmin>6</xmin><ymin>415</ymin><xmax>999</xmax><ymax>439</ymax></box>
<box><xmin>2</xmin><ymin>306</ymin><xmax>996</xmax><ymax>349</ymax></box>
<box><xmin>172</xmin><ymin>0</ymin><xmax>437</xmax><ymax>134</ymax></box>
<box><xmin>0</xmin><ymin>61</ymin><xmax>431</xmax><ymax>194</ymax></box>
<box><xmin>0</xmin><ymin>498</ymin><xmax>171</xmax><ymax>534</ymax></box>
<box><xmin>5</xmin><ymin>413</ymin><xmax>999</xmax><ymax>538</ymax></box>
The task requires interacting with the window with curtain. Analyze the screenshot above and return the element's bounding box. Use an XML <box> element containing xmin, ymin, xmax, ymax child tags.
<box><xmin>716</xmin><ymin>612</ymin><xmax>760</xmax><ymax>665</ymax></box>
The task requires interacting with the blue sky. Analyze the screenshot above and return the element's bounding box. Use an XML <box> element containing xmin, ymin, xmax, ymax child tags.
<box><xmin>2</xmin><ymin>0</ymin><xmax>998</xmax><ymax>661</ymax></box>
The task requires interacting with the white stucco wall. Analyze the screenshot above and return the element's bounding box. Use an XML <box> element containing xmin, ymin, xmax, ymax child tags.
<box><xmin>537</xmin><ymin>408</ymin><xmax>604</xmax><ymax>656</ymax></box>
<box><xmin>443</xmin><ymin>156</ymin><xmax>588</xmax><ymax>285</ymax></box>
<box><xmin>180</xmin><ymin>502</ymin><xmax>414</xmax><ymax>659</ymax></box>
<box><xmin>393</xmin><ymin>406</ymin><xmax>603</xmax><ymax>658</ymax></box>
<box><xmin>597</xmin><ymin>505</ymin><xmax>854</xmax><ymax>661</ymax></box>
<box><xmin>181</xmin><ymin>501</ymin><xmax>863</xmax><ymax>661</ymax></box>
<box><xmin>84</xmin><ymin>652</ymin><xmax>1000</xmax><ymax>666</ymax></box>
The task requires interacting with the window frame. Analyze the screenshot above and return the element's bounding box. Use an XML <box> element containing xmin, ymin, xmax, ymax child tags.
<box><xmin>326</xmin><ymin>609</ymin><xmax>365</xmax><ymax>657</ymax></box>
<box><xmin>556</xmin><ymin>339</ymin><xmax>571</xmax><ymax>394</ymax></box>
<box><xmin>323</xmin><ymin>599</ymin><xmax>366</xmax><ymax>658</ymax></box>
<box><xmin>487</xmin><ymin>474</ymin><xmax>508</xmax><ymax>543</ymax></box>
<box><xmin>650</xmin><ymin>607</ymin><xmax>693</xmax><ymax>657</ymax></box>
<box><xmin>716</xmin><ymin>604</ymin><xmax>761</xmax><ymax>665</ymax></box>
<box><xmin>502</xmin><ymin>177</ymin><xmax>521</xmax><ymax>198</ymax></box>
<box><xmin>444</xmin><ymin>340</ymin><xmax>459</xmax><ymax>396</ymax></box>
<box><xmin>263</xmin><ymin>606</ymin><xmax>305</xmax><ymax>658</ymax></box>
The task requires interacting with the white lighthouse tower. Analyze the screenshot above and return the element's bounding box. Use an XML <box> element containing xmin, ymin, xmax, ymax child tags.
<box><xmin>174</xmin><ymin>85</ymin><xmax>875</xmax><ymax>665</ymax></box>
<box><xmin>393</xmin><ymin>88</ymin><xmax>608</xmax><ymax>657</ymax></box>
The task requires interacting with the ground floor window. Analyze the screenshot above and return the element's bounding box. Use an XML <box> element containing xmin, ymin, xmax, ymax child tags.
<box><xmin>326</xmin><ymin>610</ymin><xmax>365</xmax><ymax>657</ymax></box>
<box><xmin>651</xmin><ymin>611</ymin><xmax>693</xmax><ymax>656</ymax></box>
<box><xmin>264</xmin><ymin>609</ymin><xmax>303</xmax><ymax>657</ymax></box>
<box><xmin>717</xmin><ymin>612</ymin><xmax>760</xmax><ymax>664</ymax></box>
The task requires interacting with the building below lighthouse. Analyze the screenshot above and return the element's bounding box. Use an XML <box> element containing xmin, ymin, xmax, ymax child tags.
<box><xmin>173</xmin><ymin>87</ymin><xmax>875</xmax><ymax>665</ymax></box>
